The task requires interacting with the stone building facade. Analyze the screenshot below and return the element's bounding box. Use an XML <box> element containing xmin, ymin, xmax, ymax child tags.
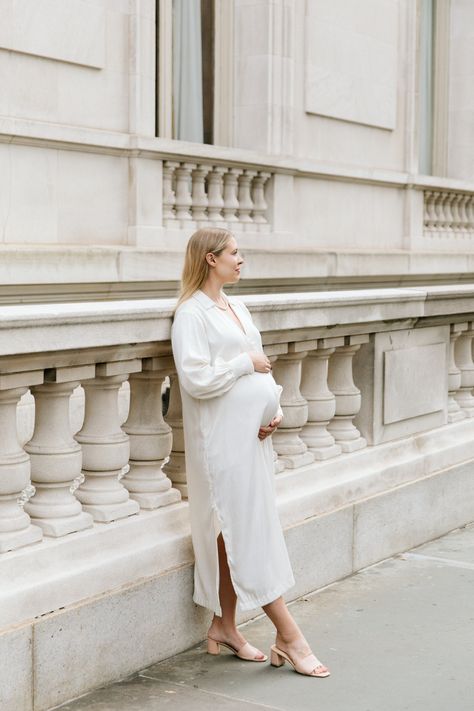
<box><xmin>1</xmin><ymin>2</ymin><xmax>474</xmax><ymax>709</ymax></box>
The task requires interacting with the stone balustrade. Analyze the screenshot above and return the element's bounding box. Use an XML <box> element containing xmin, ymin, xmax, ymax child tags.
<box><xmin>162</xmin><ymin>160</ymin><xmax>272</xmax><ymax>230</ymax></box>
<box><xmin>424</xmin><ymin>189</ymin><xmax>474</xmax><ymax>238</ymax></box>
<box><xmin>2</xmin><ymin>285</ymin><xmax>474</xmax><ymax>627</ymax></box>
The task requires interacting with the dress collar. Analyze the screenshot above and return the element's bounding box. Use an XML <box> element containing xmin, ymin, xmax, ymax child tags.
<box><xmin>193</xmin><ymin>289</ymin><xmax>238</xmax><ymax>310</ymax></box>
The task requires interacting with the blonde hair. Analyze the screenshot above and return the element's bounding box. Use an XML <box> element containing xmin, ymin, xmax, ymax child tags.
<box><xmin>174</xmin><ymin>227</ymin><xmax>233</xmax><ymax>313</ymax></box>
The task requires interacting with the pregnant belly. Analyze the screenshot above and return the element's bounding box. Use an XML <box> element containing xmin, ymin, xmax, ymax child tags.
<box><xmin>228</xmin><ymin>372</ymin><xmax>282</xmax><ymax>427</ymax></box>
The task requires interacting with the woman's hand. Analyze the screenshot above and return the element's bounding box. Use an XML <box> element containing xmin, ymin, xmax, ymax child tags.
<box><xmin>258</xmin><ymin>414</ymin><xmax>282</xmax><ymax>441</ymax></box>
<box><xmin>249</xmin><ymin>351</ymin><xmax>272</xmax><ymax>373</ymax></box>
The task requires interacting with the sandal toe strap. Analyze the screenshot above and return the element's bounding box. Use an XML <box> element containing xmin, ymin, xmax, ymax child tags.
<box><xmin>300</xmin><ymin>653</ymin><xmax>324</xmax><ymax>675</ymax></box>
<box><xmin>237</xmin><ymin>642</ymin><xmax>265</xmax><ymax>660</ymax></box>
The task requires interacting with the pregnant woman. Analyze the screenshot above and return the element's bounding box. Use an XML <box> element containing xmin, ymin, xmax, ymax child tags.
<box><xmin>171</xmin><ymin>228</ymin><xmax>330</xmax><ymax>678</ymax></box>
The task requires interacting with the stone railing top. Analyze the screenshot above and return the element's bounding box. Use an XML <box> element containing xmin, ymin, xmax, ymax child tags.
<box><xmin>1</xmin><ymin>286</ymin><xmax>474</xmax><ymax>359</ymax></box>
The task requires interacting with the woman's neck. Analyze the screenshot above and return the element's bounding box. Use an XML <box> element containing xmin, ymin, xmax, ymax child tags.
<box><xmin>200</xmin><ymin>279</ymin><xmax>225</xmax><ymax>303</ymax></box>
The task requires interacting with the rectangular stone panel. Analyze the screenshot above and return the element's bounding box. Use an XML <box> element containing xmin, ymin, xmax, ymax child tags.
<box><xmin>0</xmin><ymin>0</ymin><xmax>105</xmax><ymax>68</ymax></box>
<box><xmin>304</xmin><ymin>0</ymin><xmax>398</xmax><ymax>129</ymax></box>
<box><xmin>353</xmin><ymin>325</ymin><xmax>449</xmax><ymax>445</ymax></box>
<box><xmin>383</xmin><ymin>343</ymin><xmax>446</xmax><ymax>424</ymax></box>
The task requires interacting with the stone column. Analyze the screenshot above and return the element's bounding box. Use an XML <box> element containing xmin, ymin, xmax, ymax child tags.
<box><xmin>162</xmin><ymin>373</ymin><xmax>188</xmax><ymax>497</ymax></box>
<box><xmin>74</xmin><ymin>360</ymin><xmax>142</xmax><ymax>522</ymax></box>
<box><xmin>122</xmin><ymin>357</ymin><xmax>181</xmax><ymax>509</ymax></box>
<box><xmin>301</xmin><ymin>338</ymin><xmax>343</xmax><ymax>460</ymax></box>
<box><xmin>448</xmin><ymin>323</ymin><xmax>468</xmax><ymax>423</ymax></box>
<box><xmin>271</xmin><ymin>343</ymin><xmax>315</xmax><ymax>469</ymax></box>
<box><xmin>24</xmin><ymin>366</ymin><xmax>95</xmax><ymax>536</ymax></box>
<box><xmin>454</xmin><ymin>323</ymin><xmax>474</xmax><ymax>416</ymax></box>
<box><xmin>327</xmin><ymin>336</ymin><xmax>368</xmax><ymax>452</ymax></box>
<box><xmin>0</xmin><ymin>373</ymin><xmax>43</xmax><ymax>553</ymax></box>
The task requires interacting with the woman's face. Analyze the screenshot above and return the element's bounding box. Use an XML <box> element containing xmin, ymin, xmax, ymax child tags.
<box><xmin>208</xmin><ymin>237</ymin><xmax>244</xmax><ymax>284</ymax></box>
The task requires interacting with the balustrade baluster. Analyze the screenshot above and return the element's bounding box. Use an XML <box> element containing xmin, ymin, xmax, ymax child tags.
<box><xmin>223</xmin><ymin>168</ymin><xmax>242</xmax><ymax>226</ymax></box>
<box><xmin>459</xmin><ymin>194</ymin><xmax>470</xmax><ymax>233</ymax></box>
<box><xmin>191</xmin><ymin>165</ymin><xmax>210</xmax><ymax>224</ymax></box>
<box><xmin>74</xmin><ymin>361</ymin><xmax>141</xmax><ymax>522</ymax></box>
<box><xmin>162</xmin><ymin>373</ymin><xmax>187</xmax><ymax>497</ymax></box>
<box><xmin>271</xmin><ymin>344</ymin><xmax>315</xmax><ymax>469</ymax></box>
<box><xmin>251</xmin><ymin>172</ymin><xmax>271</xmax><ymax>230</ymax></box>
<box><xmin>451</xmin><ymin>194</ymin><xmax>463</xmax><ymax>236</ymax></box>
<box><xmin>237</xmin><ymin>170</ymin><xmax>256</xmax><ymax>228</ymax></box>
<box><xmin>122</xmin><ymin>357</ymin><xmax>181</xmax><ymax>509</ymax></box>
<box><xmin>301</xmin><ymin>339</ymin><xmax>343</xmax><ymax>460</ymax></box>
<box><xmin>424</xmin><ymin>191</ymin><xmax>436</xmax><ymax>232</ymax></box>
<box><xmin>454</xmin><ymin>324</ymin><xmax>474</xmax><ymax>416</ymax></box>
<box><xmin>433</xmin><ymin>191</ymin><xmax>443</xmax><ymax>233</ymax></box>
<box><xmin>327</xmin><ymin>336</ymin><xmax>368</xmax><ymax>452</ymax></box>
<box><xmin>163</xmin><ymin>161</ymin><xmax>179</xmax><ymax>226</ymax></box>
<box><xmin>440</xmin><ymin>192</ymin><xmax>452</xmax><ymax>238</ymax></box>
<box><xmin>174</xmin><ymin>162</ymin><xmax>195</xmax><ymax>225</ymax></box>
<box><xmin>24</xmin><ymin>366</ymin><xmax>95</xmax><ymax>536</ymax></box>
<box><xmin>267</xmin><ymin>347</ymin><xmax>286</xmax><ymax>473</ymax></box>
<box><xmin>448</xmin><ymin>324</ymin><xmax>468</xmax><ymax>423</ymax></box>
<box><xmin>466</xmin><ymin>197</ymin><xmax>474</xmax><ymax>233</ymax></box>
<box><xmin>207</xmin><ymin>166</ymin><xmax>226</xmax><ymax>223</ymax></box>
<box><xmin>0</xmin><ymin>378</ymin><xmax>43</xmax><ymax>553</ymax></box>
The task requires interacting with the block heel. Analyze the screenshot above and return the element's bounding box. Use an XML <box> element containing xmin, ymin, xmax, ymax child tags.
<box><xmin>207</xmin><ymin>637</ymin><xmax>220</xmax><ymax>655</ymax></box>
<box><xmin>270</xmin><ymin>646</ymin><xmax>285</xmax><ymax>667</ymax></box>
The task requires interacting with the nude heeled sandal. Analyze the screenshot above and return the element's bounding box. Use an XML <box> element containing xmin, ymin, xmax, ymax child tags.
<box><xmin>207</xmin><ymin>637</ymin><xmax>268</xmax><ymax>662</ymax></box>
<box><xmin>270</xmin><ymin>644</ymin><xmax>330</xmax><ymax>677</ymax></box>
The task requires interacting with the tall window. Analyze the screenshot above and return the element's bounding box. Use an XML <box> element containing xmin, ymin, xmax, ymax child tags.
<box><xmin>156</xmin><ymin>0</ymin><xmax>231</xmax><ymax>145</ymax></box>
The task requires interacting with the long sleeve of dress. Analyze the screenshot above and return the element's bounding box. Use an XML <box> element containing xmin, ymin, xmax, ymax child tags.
<box><xmin>171</xmin><ymin>310</ymin><xmax>254</xmax><ymax>399</ymax></box>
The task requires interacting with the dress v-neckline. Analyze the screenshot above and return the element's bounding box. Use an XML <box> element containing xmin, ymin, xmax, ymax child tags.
<box><xmin>222</xmin><ymin>302</ymin><xmax>247</xmax><ymax>335</ymax></box>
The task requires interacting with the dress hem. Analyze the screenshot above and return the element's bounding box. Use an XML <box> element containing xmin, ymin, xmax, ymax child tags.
<box><xmin>193</xmin><ymin>575</ymin><xmax>295</xmax><ymax>616</ymax></box>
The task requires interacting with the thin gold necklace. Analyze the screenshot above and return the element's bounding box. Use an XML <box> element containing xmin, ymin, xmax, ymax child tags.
<box><xmin>215</xmin><ymin>294</ymin><xmax>228</xmax><ymax>310</ymax></box>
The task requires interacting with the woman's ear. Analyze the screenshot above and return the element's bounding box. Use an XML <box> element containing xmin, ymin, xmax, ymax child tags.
<box><xmin>205</xmin><ymin>252</ymin><xmax>216</xmax><ymax>267</ymax></box>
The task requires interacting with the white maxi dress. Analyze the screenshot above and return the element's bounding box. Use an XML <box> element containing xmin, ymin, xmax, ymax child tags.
<box><xmin>171</xmin><ymin>289</ymin><xmax>295</xmax><ymax>615</ymax></box>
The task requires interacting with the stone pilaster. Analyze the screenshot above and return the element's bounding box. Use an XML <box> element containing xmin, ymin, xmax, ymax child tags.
<box><xmin>327</xmin><ymin>336</ymin><xmax>368</xmax><ymax>452</ymax></box>
<box><xmin>162</xmin><ymin>374</ymin><xmax>187</xmax><ymax>497</ymax></box>
<box><xmin>74</xmin><ymin>360</ymin><xmax>142</xmax><ymax>522</ymax></box>
<box><xmin>301</xmin><ymin>338</ymin><xmax>343</xmax><ymax>460</ymax></box>
<box><xmin>271</xmin><ymin>343</ymin><xmax>315</xmax><ymax>469</ymax></box>
<box><xmin>24</xmin><ymin>365</ymin><xmax>95</xmax><ymax>536</ymax></box>
<box><xmin>0</xmin><ymin>373</ymin><xmax>43</xmax><ymax>553</ymax></box>
<box><xmin>122</xmin><ymin>357</ymin><xmax>181</xmax><ymax>509</ymax></box>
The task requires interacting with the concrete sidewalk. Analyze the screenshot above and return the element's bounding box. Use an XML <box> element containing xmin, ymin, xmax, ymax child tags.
<box><xmin>56</xmin><ymin>522</ymin><xmax>474</xmax><ymax>711</ymax></box>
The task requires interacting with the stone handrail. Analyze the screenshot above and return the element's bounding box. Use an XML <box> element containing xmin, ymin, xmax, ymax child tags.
<box><xmin>2</xmin><ymin>285</ymin><xmax>474</xmax><ymax>627</ymax></box>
